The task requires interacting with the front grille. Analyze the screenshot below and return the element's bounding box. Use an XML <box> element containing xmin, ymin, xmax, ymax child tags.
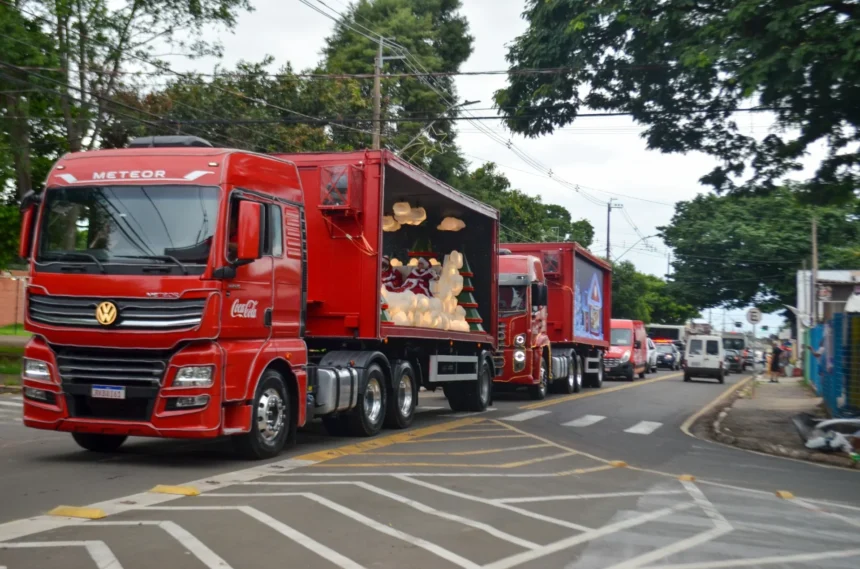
<box><xmin>29</xmin><ymin>294</ymin><xmax>206</xmax><ymax>330</ymax></box>
<box><xmin>604</xmin><ymin>358</ymin><xmax>620</xmax><ymax>368</ymax></box>
<box><xmin>53</xmin><ymin>345</ymin><xmax>170</xmax><ymax>386</ymax></box>
<box><xmin>498</xmin><ymin>322</ymin><xmax>507</xmax><ymax>346</ymax></box>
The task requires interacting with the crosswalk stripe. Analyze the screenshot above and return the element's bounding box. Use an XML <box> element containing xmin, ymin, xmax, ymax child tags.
<box><xmin>500</xmin><ymin>410</ymin><xmax>551</xmax><ymax>422</ymax></box>
<box><xmin>562</xmin><ymin>415</ymin><xmax>606</xmax><ymax>428</ymax></box>
<box><xmin>624</xmin><ymin>421</ymin><xmax>663</xmax><ymax>435</ymax></box>
<box><xmin>0</xmin><ymin>399</ymin><xmax>23</xmax><ymax>408</ymax></box>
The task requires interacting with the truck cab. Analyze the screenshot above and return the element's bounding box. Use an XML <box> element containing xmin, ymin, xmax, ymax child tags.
<box><xmin>495</xmin><ymin>253</ymin><xmax>551</xmax><ymax>399</ymax></box>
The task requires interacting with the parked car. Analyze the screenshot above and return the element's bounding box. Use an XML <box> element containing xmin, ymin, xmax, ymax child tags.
<box><xmin>683</xmin><ymin>335</ymin><xmax>725</xmax><ymax>383</ymax></box>
<box><xmin>656</xmin><ymin>343</ymin><xmax>681</xmax><ymax>370</ymax></box>
<box><xmin>725</xmin><ymin>349</ymin><xmax>743</xmax><ymax>373</ymax></box>
<box><xmin>646</xmin><ymin>337</ymin><xmax>658</xmax><ymax>373</ymax></box>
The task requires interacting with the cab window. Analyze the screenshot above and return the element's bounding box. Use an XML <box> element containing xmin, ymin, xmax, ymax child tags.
<box><xmin>226</xmin><ymin>195</ymin><xmax>283</xmax><ymax>261</ymax></box>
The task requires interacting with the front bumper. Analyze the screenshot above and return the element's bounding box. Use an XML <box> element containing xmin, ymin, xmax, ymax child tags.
<box><xmin>21</xmin><ymin>338</ymin><xmax>226</xmax><ymax>439</ymax></box>
<box><xmin>605</xmin><ymin>361</ymin><xmax>634</xmax><ymax>378</ymax></box>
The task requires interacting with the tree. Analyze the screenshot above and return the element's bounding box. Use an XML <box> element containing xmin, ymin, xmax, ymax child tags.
<box><xmin>642</xmin><ymin>274</ymin><xmax>699</xmax><ymax>324</ymax></box>
<box><xmin>659</xmin><ymin>187</ymin><xmax>860</xmax><ymax>314</ymax></box>
<box><xmin>322</xmin><ymin>0</ymin><xmax>474</xmax><ymax>183</ymax></box>
<box><xmin>456</xmin><ymin>162</ymin><xmax>594</xmax><ymax>246</ymax></box>
<box><xmin>495</xmin><ymin>1</ymin><xmax>860</xmax><ymax>205</ymax></box>
<box><xmin>610</xmin><ymin>260</ymin><xmax>651</xmax><ymax>321</ymax></box>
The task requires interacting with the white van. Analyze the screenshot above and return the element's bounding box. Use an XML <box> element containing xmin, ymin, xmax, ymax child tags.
<box><xmin>683</xmin><ymin>335</ymin><xmax>725</xmax><ymax>383</ymax></box>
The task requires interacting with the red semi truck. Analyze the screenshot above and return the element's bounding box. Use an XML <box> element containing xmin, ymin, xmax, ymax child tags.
<box><xmin>496</xmin><ymin>243</ymin><xmax>611</xmax><ymax>399</ymax></box>
<box><xmin>16</xmin><ymin>138</ymin><xmax>498</xmax><ymax>458</ymax></box>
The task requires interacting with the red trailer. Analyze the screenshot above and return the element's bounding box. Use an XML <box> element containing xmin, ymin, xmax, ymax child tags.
<box><xmin>500</xmin><ymin>243</ymin><xmax>611</xmax><ymax>394</ymax></box>
<box><xmin>17</xmin><ymin>139</ymin><xmax>498</xmax><ymax>458</ymax></box>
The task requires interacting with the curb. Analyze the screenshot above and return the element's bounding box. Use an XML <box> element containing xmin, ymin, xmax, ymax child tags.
<box><xmin>0</xmin><ymin>384</ymin><xmax>22</xmax><ymax>395</ymax></box>
<box><xmin>689</xmin><ymin>376</ymin><xmax>860</xmax><ymax>470</ymax></box>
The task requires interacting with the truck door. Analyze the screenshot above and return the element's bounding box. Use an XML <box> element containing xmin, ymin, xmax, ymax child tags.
<box><xmin>221</xmin><ymin>192</ymin><xmax>274</xmax><ymax>340</ymax></box>
<box><xmin>687</xmin><ymin>339</ymin><xmax>704</xmax><ymax>369</ymax></box>
<box><xmin>271</xmin><ymin>203</ymin><xmax>304</xmax><ymax>337</ymax></box>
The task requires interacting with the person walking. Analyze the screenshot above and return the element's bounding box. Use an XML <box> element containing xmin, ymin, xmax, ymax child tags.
<box><xmin>768</xmin><ymin>341</ymin><xmax>782</xmax><ymax>383</ymax></box>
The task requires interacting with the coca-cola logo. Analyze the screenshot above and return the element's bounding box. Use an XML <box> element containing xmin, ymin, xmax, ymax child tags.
<box><xmin>231</xmin><ymin>299</ymin><xmax>259</xmax><ymax>318</ymax></box>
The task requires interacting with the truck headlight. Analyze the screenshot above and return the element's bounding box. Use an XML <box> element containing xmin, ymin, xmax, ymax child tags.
<box><xmin>174</xmin><ymin>366</ymin><xmax>214</xmax><ymax>387</ymax></box>
<box><xmin>514</xmin><ymin>334</ymin><xmax>526</xmax><ymax>347</ymax></box>
<box><xmin>621</xmin><ymin>351</ymin><xmax>631</xmax><ymax>363</ymax></box>
<box><xmin>23</xmin><ymin>358</ymin><xmax>50</xmax><ymax>381</ymax></box>
<box><xmin>513</xmin><ymin>349</ymin><xmax>526</xmax><ymax>372</ymax></box>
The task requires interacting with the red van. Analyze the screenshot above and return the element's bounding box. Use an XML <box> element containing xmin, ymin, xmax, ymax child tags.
<box><xmin>605</xmin><ymin>319</ymin><xmax>648</xmax><ymax>381</ymax></box>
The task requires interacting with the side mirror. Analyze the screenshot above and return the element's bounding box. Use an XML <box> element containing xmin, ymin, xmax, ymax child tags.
<box><xmin>236</xmin><ymin>200</ymin><xmax>262</xmax><ymax>262</ymax></box>
<box><xmin>531</xmin><ymin>283</ymin><xmax>548</xmax><ymax>307</ymax></box>
<box><xmin>18</xmin><ymin>205</ymin><xmax>37</xmax><ymax>260</ymax></box>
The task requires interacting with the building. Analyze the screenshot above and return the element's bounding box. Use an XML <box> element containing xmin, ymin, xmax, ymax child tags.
<box><xmin>796</xmin><ymin>270</ymin><xmax>860</xmax><ymax>324</ymax></box>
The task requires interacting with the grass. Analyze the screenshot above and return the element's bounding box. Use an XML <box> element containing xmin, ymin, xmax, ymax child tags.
<box><xmin>0</xmin><ymin>324</ymin><xmax>30</xmax><ymax>337</ymax></box>
<box><xmin>0</xmin><ymin>345</ymin><xmax>22</xmax><ymax>384</ymax></box>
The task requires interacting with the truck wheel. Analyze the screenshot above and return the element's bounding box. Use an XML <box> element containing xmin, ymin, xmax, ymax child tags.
<box><xmin>447</xmin><ymin>358</ymin><xmax>492</xmax><ymax>412</ymax></box>
<box><xmin>346</xmin><ymin>363</ymin><xmax>386</xmax><ymax>437</ymax></box>
<box><xmin>554</xmin><ymin>355</ymin><xmax>578</xmax><ymax>395</ymax></box>
<box><xmin>444</xmin><ymin>383</ymin><xmax>467</xmax><ymax>412</ymax></box>
<box><xmin>71</xmin><ymin>433</ymin><xmax>127</xmax><ymax>453</ymax></box>
<box><xmin>683</xmin><ymin>373</ymin><xmax>691</xmax><ymax>382</ymax></box>
<box><xmin>718</xmin><ymin>371</ymin><xmax>725</xmax><ymax>384</ymax></box>
<box><xmin>234</xmin><ymin>370</ymin><xmax>291</xmax><ymax>460</ymax></box>
<box><xmin>528</xmin><ymin>354</ymin><xmax>549</xmax><ymax>400</ymax></box>
<box><xmin>584</xmin><ymin>355</ymin><xmax>604</xmax><ymax>389</ymax></box>
<box><xmin>572</xmin><ymin>356</ymin><xmax>583</xmax><ymax>393</ymax></box>
<box><xmin>384</xmin><ymin>363</ymin><xmax>417</xmax><ymax>429</ymax></box>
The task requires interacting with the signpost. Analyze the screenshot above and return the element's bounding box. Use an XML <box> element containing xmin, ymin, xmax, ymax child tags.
<box><xmin>747</xmin><ymin>308</ymin><xmax>763</xmax><ymax>371</ymax></box>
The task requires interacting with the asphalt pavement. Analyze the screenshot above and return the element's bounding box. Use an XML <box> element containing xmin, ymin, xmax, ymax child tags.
<box><xmin>2</xmin><ymin>368</ymin><xmax>860</xmax><ymax>569</ymax></box>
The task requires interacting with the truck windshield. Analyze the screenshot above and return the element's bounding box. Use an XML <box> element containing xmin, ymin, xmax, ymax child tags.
<box><xmin>36</xmin><ymin>185</ymin><xmax>219</xmax><ymax>275</ymax></box>
<box><xmin>610</xmin><ymin>328</ymin><xmax>632</xmax><ymax>346</ymax></box>
<box><xmin>498</xmin><ymin>285</ymin><xmax>527</xmax><ymax>315</ymax></box>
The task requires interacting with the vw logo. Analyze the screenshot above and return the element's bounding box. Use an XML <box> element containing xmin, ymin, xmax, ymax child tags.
<box><xmin>95</xmin><ymin>301</ymin><xmax>118</xmax><ymax>326</ymax></box>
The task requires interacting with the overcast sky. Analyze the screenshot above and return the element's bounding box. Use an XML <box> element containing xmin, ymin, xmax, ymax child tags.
<box><xmin>170</xmin><ymin>0</ymin><xmax>829</xmax><ymax>334</ymax></box>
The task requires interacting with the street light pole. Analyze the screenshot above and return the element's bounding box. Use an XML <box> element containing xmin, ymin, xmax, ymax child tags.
<box><xmin>396</xmin><ymin>100</ymin><xmax>480</xmax><ymax>157</ymax></box>
<box><xmin>605</xmin><ymin>199</ymin><xmax>623</xmax><ymax>261</ymax></box>
<box><xmin>614</xmin><ymin>234</ymin><xmax>657</xmax><ymax>262</ymax></box>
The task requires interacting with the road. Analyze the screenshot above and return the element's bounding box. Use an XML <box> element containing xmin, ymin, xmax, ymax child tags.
<box><xmin>2</xmin><ymin>368</ymin><xmax>860</xmax><ymax>569</ymax></box>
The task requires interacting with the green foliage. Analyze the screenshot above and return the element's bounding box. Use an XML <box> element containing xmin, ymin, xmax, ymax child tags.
<box><xmin>659</xmin><ymin>187</ymin><xmax>860</xmax><ymax>313</ymax></box>
<box><xmin>456</xmin><ymin>163</ymin><xmax>594</xmax><ymax>246</ymax></box>
<box><xmin>611</xmin><ymin>261</ymin><xmax>651</xmax><ymax>321</ymax></box>
<box><xmin>496</xmin><ymin>0</ymin><xmax>860</xmax><ymax>205</ymax></box>
<box><xmin>322</xmin><ymin>0</ymin><xmax>474</xmax><ymax>183</ymax></box>
<box><xmin>0</xmin><ymin>204</ymin><xmax>21</xmax><ymax>270</ymax></box>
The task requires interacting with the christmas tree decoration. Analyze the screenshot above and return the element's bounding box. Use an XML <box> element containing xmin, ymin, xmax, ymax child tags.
<box><xmin>456</xmin><ymin>254</ymin><xmax>484</xmax><ymax>332</ymax></box>
<box><xmin>408</xmin><ymin>235</ymin><xmax>437</xmax><ymax>259</ymax></box>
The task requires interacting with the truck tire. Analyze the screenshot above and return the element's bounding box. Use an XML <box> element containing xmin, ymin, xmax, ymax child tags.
<box><xmin>553</xmin><ymin>355</ymin><xmax>577</xmax><ymax>395</ymax></box>
<box><xmin>233</xmin><ymin>369</ymin><xmax>291</xmax><ymax>460</ymax></box>
<box><xmin>572</xmin><ymin>356</ymin><xmax>583</xmax><ymax>393</ymax></box>
<box><xmin>384</xmin><ymin>362</ymin><xmax>417</xmax><ymax>429</ymax></box>
<box><xmin>71</xmin><ymin>433</ymin><xmax>127</xmax><ymax>453</ymax></box>
<box><xmin>528</xmin><ymin>354</ymin><xmax>549</xmax><ymax>400</ymax></box>
<box><xmin>718</xmin><ymin>371</ymin><xmax>725</xmax><ymax>384</ymax></box>
<box><xmin>445</xmin><ymin>358</ymin><xmax>492</xmax><ymax>412</ymax></box>
<box><xmin>638</xmin><ymin>368</ymin><xmax>646</xmax><ymax>379</ymax></box>
<box><xmin>346</xmin><ymin>363</ymin><xmax>387</xmax><ymax>437</ymax></box>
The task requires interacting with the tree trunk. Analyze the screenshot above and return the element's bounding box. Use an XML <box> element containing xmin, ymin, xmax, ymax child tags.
<box><xmin>5</xmin><ymin>92</ymin><xmax>32</xmax><ymax>202</ymax></box>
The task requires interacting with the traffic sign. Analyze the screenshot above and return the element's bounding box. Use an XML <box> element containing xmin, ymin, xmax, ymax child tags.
<box><xmin>746</xmin><ymin>307</ymin><xmax>762</xmax><ymax>324</ymax></box>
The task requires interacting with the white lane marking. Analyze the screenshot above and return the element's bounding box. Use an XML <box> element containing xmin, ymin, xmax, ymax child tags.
<box><xmin>85</xmin><ymin>521</ymin><xmax>231</xmax><ymax>569</ymax></box>
<box><xmin>499</xmin><ymin>410</ymin><xmax>550</xmax><ymax>422</ymax></box>
<box><xmin>682</xmin><ymin>481</ymin><xmax>732</xmax><ymax>530</ymax></box>
<box><xmin>146</xmin><ymin>507</ymin><xmax>364</xmax><ymax>569</ymax></box>
<box><xmin>793</xmin><ymin>498</ymin><xmax>860</xmax><ymax>530</ymax></box>
<box><xmin>214</xmin><ymin>483</ymin><xmax>541</xmax><ymax>550</ymax></box>
<box><xmin>394</xmin><ymin>474</ymin><xmax>593</xmax><ymax>532</ymax></box>
<box><xmin>495</xmin><ymin>490</ymin><xmax>687</xmax><ymax>504</ymax></box>
<box><xmin>482</xmin><ymin>503</ymin><xmax>694</xmax><ymax>569</ymax></box>
<box><xmin>0</xmin><ymin>400</ymin><xmax>23</xmax><ymax>408</ymax></box>
<box><xmin>562</xmin><ymin>415</ymin><xmax>605</xmax><ymax>428</ymax></box>
<box><xmin>624</xmin><ymin>421</ymin><xmax>663</xmax><ymax>435</ymax></box>
<box><xmin>648</xmin><ymin>548</ymin><xmax>860</xmax><ymax>569</ymax></box>
<box><xmin>0</xmin><ymin>541</ymin><xmax>121</xmax><ymax>569</ymax></box>
<box><xmin>605</xmin><ymin>526</ymin><xmax>732</xmax><ymax>569</ymax></box>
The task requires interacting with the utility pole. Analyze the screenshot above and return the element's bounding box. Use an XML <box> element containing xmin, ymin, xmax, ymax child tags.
<box><xmin>811</xmin><ymin>214</ymin><xmax>818</xmax><ymax>326</ymax></box>
<box><xmin>666</xmin><ymin>251</ymin><xmax>672</xmax><ymax>277</ymax></box>
<box><xmin>605</xmin><ymin>199</ymin><xmax>622</xmax><ymax>261</ymax></box>
<box><xmin>372</xmin><ymin>36</ymin><xmax>383</xmax><ymax>150</ymax></box>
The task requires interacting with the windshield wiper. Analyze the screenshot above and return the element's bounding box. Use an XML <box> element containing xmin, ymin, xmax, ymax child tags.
<box><xmin>115</xmin><ymin>255</ymin><xmax>188</xmax><ymax>275</ymax></box>
<box><xmin>43</xmin><ymin>252</ymin><xmax>107</xmax><ymax>274</ymax></box>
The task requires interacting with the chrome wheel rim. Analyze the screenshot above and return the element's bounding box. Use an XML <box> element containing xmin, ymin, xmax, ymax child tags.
<box><xmin>575</xmin><ymin>362</ymin><xmax>583</xmax><ymax>389</ymax></box>
<box><xmin>568</xmin><ymin>360</ymin><xmax>575</xmax><ymax>389</ymax></box>
<box><xmin>364</xmin><ymin>377</ymin><xmax>383</xmax><ymax>424</ymax></box>
<box><xmin>256</xmin><ymin>388</ymin><xmax>285</xmax><ymax>443</ymax></box>
<box><xmin>479</xmin><ymin>368</ymin><xmax>490</xmax><ymax>403</ymax></box>
<box><xmin>398</xmin><ymin>374</ymin><xmax>414</xmax><ymax>417</ymax></box>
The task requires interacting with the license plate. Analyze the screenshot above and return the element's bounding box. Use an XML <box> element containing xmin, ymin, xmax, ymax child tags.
<box><xmin>605</xmin><ymin>367</ymin><xmax>611</xmax><ymax>372</ymax></box>
<box><xmin>91</xmin><ymin>385</ymin><xmax>126</xmax><ymax>400</ymax></box>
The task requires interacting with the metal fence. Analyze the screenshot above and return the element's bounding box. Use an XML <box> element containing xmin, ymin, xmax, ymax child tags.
<box><xmin>806</xmin><ymin>313</ymin><xmax>860</xmax><ymax>418</ymax></box>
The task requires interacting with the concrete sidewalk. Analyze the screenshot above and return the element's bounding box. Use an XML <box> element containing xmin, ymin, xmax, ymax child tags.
<box><xmin>0</xmin><ymin>334</ymin><xmax>29</xmax><ymax>347</ymax></box>
<box><xmin>711</xmin><ymin>376</ymin><xmax>858</xmax><ymax>468</ymax></box>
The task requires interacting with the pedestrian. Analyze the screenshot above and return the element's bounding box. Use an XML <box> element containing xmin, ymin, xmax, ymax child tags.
<box><xmin>768</xmin><ymin>341</ymin><xmax>782</xmax><ymax>383</ymax></box>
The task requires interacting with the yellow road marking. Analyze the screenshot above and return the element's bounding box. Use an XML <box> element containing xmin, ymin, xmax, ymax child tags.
<box><xmin>48</xmin><ymin>506</ymin><xmax>107</xmax><ymax>519</ymax></box>
<box><xmin>679</xmin><ymin>376</ymin><xmax>753</xmax><ymax>437</ymax></box>
<box><xmin>150</xmin><ymin>485</ymin><xmax>200</xmax><ymax>496</ymax></box>
<box><xmin>293</xmin><ymin>416</ymin><xmax>484</xmax><ymax>462</ymax></box>
<box><xmin>679</xmin><ymin>474</ymin><xmax>696</xmax><ymax>481</ymax></box>
<box><xmin>521</xmin><ymin>372</ymin><xmax>682</xmax><ymax>409</ymax></box>
<box><xmin>404</xmin><ymin>434</ymin><xmax>528</xmax><ymax>443</ymax></box>
<box><xmin>310</xmin><ymin>451</ymin><xmax>578</xmax><ymax>469</ymax></box>
<box><xmin>610</xmin><ymin>460</ymin><xmax>628</xmax><ymax>468</ymax></box>
<box><xmin>364</xmin><ymin>443</ymin><xmax>552</xmax><ymax>457</ymax></box>
<box><xmin>776</xmin><ymin>490</ymin><xmax>795</xmax><ymax>500</ymax></box>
